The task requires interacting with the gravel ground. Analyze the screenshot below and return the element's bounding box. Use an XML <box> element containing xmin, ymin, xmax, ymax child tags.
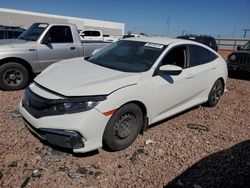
<box><xmin>0</xmin><ymin>75</ymin><xmax>249</xmax><ymax>187</ymax></box>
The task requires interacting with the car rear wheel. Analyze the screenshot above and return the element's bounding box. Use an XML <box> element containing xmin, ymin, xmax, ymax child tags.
<box><xmin>103</xmin><ymin>103</ymin><xmax>143</xmax><ymax>151</ymax></box>
<box><xmin>206</xmin><ymin>79</ymin><xmax>223</xmax><ymax>107</ymax></box>
<box><xmin>0</xmin><ymin>62</ymin><xmax>29</xmax><ymax>91</ymax></box>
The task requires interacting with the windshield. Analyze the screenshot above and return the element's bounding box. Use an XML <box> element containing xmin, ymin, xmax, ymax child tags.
<box><xmin>242</xmin><ymin>41</ymin><xmax>250</xmax><ymax>50</ymax></box>
<box><xmin>18</xmin><ymin>23</ymin><xmax>48</xmax><ymax>41</ymax></box>
<box><xmin>88</xmin><ymin>40</ymin><xmax>166</xmax><ymax>72</ymax></box>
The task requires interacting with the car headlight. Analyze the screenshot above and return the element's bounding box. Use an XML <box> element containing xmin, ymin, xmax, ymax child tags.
<box><xmin>229</xmin><ymin>54</ymin><xmax>236</xmax><ymax>61</ymax></box>
<box><xmin>52</xmin><ymin>100</ymin><xmax>100</xmax><ymax>114</ymax></box>
<box><xmin>22</xmin><ymin>87</ymin><xmax>107</xmax><ymax>117</ymax></box>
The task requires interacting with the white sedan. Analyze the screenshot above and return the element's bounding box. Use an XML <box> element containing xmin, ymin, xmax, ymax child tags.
<box><xmin>20</xmin><ymin>37</ymin><xmax>228</xmax><ymax>153</ymax></box>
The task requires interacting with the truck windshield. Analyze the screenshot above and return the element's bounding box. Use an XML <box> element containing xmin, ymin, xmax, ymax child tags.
<box><xmin>242</xmin><ymin>41</ymin><xmax>250</xmax><ymax>50</ymax></box>
<box><xmin>18</xmin><ymin>23</ymin><xmax>48</xmax><ymax>41</ymax></box>
<box><xmin>88</xmin><ymin>40</ymin><xmax>166</xmax><ymax>72</ymax></box>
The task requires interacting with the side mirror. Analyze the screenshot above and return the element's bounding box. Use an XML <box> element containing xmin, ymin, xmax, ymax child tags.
<box><xmin>158</xmin><ymin>64</ymin><xmax>183</xmax><ymax>75</ymax></box>
<box><xmin>236</xmin><ymin>46</ymin><xmax>241</xmax><ymax>50</ymax></box>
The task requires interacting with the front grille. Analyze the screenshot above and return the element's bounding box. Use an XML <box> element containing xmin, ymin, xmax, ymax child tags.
<box><xmin>22</xmin><ymin>87</ymin><xmax>54</xmax><ymax>118</ymax></box>
<box><xmin>23</xmin><ymin>88</ymin><xmax>50</xmax><ymax>109</ymax></box>
<box><xmin>235</xmin><ymin>54</ymin><xmax>250</xmax><ymax>65</ymax></box>
<box><xmin>23</xmin><ymin>118</ymin><xmax>46</xmax><ymax>140</ymax></box>
<box><xmin>23</xmin><ymin>117</ymin><xmax>85</xmax><ymax>149</ymax></box>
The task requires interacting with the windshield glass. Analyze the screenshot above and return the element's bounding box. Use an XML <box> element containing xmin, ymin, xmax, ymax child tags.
<box><xmin>88</xmin><ymin>40</ymin><xmax>166</xmax><ymax>72</ymax></box>
<box><xmin>242</xmin><ymin>41</ymin><xmax>250</xmax><ymax>50</ymax></box>
<box><xmin>18</xmin><ymin>23</ymin><xmax>48</xmax><ymax>41</ymax></box>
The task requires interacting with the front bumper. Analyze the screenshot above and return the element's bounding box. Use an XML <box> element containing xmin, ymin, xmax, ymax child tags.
<box><xmin>227</xmin><ymin>63</ymin><xmax>250</xmax><ymax>72</ymax></box>
<box><xmin>20</xmin><ymin>102</ymin><xmax>110</xmax><ymax>153</ymax></box>
<box><xmin>23</xmin><ymin>118</ymin><xmax>84</xmax><ymax>149</ymax></box>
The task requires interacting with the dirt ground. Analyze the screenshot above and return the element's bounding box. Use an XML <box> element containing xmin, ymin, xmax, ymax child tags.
<box><xmin>218</xmin><ymin>49</ymin><xmax>232</xmax><ymax>60</ymax></box>
<box><xmin>0</xmin><ymin>52</ymin><xmax>249</xmax><ymax>187</ymax></box>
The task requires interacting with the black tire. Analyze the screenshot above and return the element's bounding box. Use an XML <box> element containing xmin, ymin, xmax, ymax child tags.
<box><xmin>206</xmin><ymin>79</ymin><xmax>223</xmax><ymax>107</ymax></box>
<box><xmin>103</xmin><ymin>103</ymin><xmax>143</xmax><ymax>151</ymax></box>
<box><xmin>0</xmin><ymin>62</ymin><xmax>29</xmax><ymax>91</ymax></box>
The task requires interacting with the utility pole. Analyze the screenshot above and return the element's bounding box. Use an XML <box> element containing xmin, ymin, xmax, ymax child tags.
<box><xmin>166</xmin><ymin>17</ymin><xmax>171</xmax><ymax>36</ymax></box>
<box><xmin>243</xmin><ymin>29</ymin><xmax>250</xmax><ymax>38</ymax></box>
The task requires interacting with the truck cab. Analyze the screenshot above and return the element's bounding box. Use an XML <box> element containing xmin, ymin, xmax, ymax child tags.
<box><xmin>0</xmin><ymin>23</ymin><xmax>110</xmax><ymax>91</ymax></box>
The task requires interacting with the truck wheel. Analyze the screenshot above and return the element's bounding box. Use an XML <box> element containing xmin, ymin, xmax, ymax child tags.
<box><xmin>0</xmin><ymin>62</ymin><xmax>29</xmax><ymax>91</ymax></box>
<box><xmin>103</xmin><ymin>103</ymin><xmax>143</xmax><ymax>151</ymax></box>
<box><xmin>206</xmin><ymin>79</ymin><xmax>223</xmax><ymax>107</ymax></box>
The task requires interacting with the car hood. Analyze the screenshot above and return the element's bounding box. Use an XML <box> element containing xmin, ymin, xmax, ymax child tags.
<box><xmin>0</xmin><ymin>39</ymin><xmax>36</xmax><ymax>51</ymax></box>
<box><xmin>230</xmin><ymin>50</ymin><xmax>250</xmax><ymax>55</ymax></box>
<box><xmin>34</xmin><ymin>57</ymin><xmax>140</xmax><ymax>97</ymax></box>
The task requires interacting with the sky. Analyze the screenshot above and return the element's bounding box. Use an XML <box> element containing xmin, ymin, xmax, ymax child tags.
<box><xmin>0</xmin><ymin>0</ymin><xmax>249</xmax><ymax>38</ymax></box>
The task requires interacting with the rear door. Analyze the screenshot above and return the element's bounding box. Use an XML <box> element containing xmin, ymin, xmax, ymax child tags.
<box><xmin>37</xmin><ymin>25</ymin><xmax>81</xmax><ymax>70</ymax></box>
<box><xmin>184</xmin><ymin>44</ymin><xmax>219</xmax><ymax>102</ymax></box>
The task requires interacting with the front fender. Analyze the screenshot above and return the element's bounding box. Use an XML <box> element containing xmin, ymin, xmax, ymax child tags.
<box><xmin>0</xmin><ymin>49</ymin><xmax>40</xmax><ymax>73</ymax></box>
<box><xmin>95</xmin><ymin>83</ymin><xmax>153</xmax><ymax>122</ymax></box>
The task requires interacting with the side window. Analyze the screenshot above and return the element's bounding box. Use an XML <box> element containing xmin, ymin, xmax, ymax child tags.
<box><xmin>7</xmin><ymin>30</ymin><xmax>13</xmax><ymax>39</ymax></box>
<box><xmin>13</xmin><ymin>31</ymin><xmax>23</xmax><ymax>38</ymax></box>
<box><xmin>161</xmin><ymin>46</ymin><xmax>187</xmax><ymax>68</ymax></box>
<box><xmin>211</xmin><ymin>39</ymin><xmax>217</xmax><ymax>50</ymax></box>
<box><xmin>0</xmin><ymin>30</ymin><xmax>4</xmax><ymax>39</ymax></box>
<box><xmin>46</xmin><ymin>26</ymin><xmax>73</xmax><ymax>43</ymax></box>
<box><xmin>188</xmin><ymin>45</ymin><xmax>218</xmax><ymax>67</ymax></box>
<box><xmin>204</xmin><ymin>38</ymin><xmax>211</xmax><ymax>47</ymax></box>
<box><xmin>83</xmin><ymin>31</ymin><xmax>101</xmax><ymax>37</ymax></box>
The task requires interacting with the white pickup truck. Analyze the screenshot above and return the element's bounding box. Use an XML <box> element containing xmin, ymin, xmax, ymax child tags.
<box><xmin>0</xmin><ymin>23</ymin><xmax>111</xmax><ymax>90</ymax></box>
<box><xmin>79</xmin><ymin>29</ymin><xmax>117</xmax><ymax>42</ymax></box>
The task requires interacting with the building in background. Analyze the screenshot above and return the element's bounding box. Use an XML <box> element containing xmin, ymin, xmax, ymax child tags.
<box><xmin>0</xmin><ymin>8</ymin><xmax>125</xmax><ymax>36</ymax></box>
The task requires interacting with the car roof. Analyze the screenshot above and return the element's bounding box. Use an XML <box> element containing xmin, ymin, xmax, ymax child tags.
<box><xmin>123</xmin><ymin>36</ymin><xmax>200</xmax><ymax>46</ymax></box>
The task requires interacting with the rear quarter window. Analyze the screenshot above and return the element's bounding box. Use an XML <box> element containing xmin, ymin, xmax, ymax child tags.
<box><xmin>188</xmin><ymin>45</ymin><xmax>218</xmax><ymax>67</ymax></box>
<box><xmin>83</xmin><ymin>31</ymin><xmax>101</xmax><ymax>37</ymax></box>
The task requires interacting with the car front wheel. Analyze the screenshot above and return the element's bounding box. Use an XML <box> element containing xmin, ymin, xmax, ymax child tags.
<box><xmin>103</xmin><ymin>103</ymin><xmax>143</xmax><ymax>151</ymax></box>
<box><xmin>0</xmin><ymin>62</ymin><xmax>29</xmax><ymax>91</ymax></box>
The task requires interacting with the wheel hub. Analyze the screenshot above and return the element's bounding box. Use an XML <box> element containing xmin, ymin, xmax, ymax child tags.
<box><xmin>114</xmin><ymin>113</ymin><xmax>135</xmax><ymax>139</ymax></box>
<box><xmin>9</xmin><ymin>74</ymin><xmax>17</xmax><ymax>81</ymax></box>
<box><xmin>212</xmin><ymin>84</ymin><xmax>222</xmax><ymax>103</ymax></box>
<box><xmin>3</xmin><ymin>69</ymin><xmax>23</xmax><ymax>86</ymax></box>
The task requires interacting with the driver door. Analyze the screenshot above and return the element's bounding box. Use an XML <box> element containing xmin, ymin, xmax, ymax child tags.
<box><xmin>37</xmin><ymin>25</ymin><xmax>81</xmax><ymax>70</ymax></box>
<box><xmin>151</xmin><ymin>45</ymin><xmax>200</xmax><ymax>123</ymax></box>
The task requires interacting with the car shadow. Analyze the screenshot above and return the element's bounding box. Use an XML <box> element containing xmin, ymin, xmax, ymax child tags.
<box><xmin>48</xmin><ymin>144</ymin><xmax>100</xmax><ymax>158</ymax></box>
<box><xmin>164</xmin><ymin>140</ymin><xmax>250</xmax><ymax>188</ymax></box>
<box><xmin>228</xmin><ymin>71</ymin><xmax>250</xmax><ymax>81</ymax></box>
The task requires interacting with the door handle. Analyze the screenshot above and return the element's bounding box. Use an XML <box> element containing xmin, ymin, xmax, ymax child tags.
<box><xmin>186</xmin><ymin>74</ymin><xmax>194</xmax><ymax>79</ymax></box>
<box><xmin>70</xmin><ymin>47</ymin><xmax>76</xmax><ymax>50</ymax></box>
<box><xmin>211</xmin><ymin>66</ymin><xmax>217</xmax><ymax>70</ymax></box>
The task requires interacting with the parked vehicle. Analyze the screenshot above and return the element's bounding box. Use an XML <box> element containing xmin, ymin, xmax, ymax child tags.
<box><xmin>177</xmin><ymin>34</ymin><xmax>218</xmax><ymax>51</ymax></box>
<box><xmin>0</xmin><ymin>23</ymin><xmax>111</xmax><ymax>91</ymax></box>
<box><xmin>20</xmin><ymin>37</ymin><xmax>228</xmax><ymax>153</ymax></box>
<box><xmin>80</xmin><ymin>29</ymin><xmax>117</xmax><ymax>42</ymax></box>
<box><xmin>122</xmin><ymin>34</ymin><xmax>145</xmax><ymax>39</ymax></box>
<box><xmin>0</xmin><ymin>25</ymin><xmax>25</xmax><ymax>39</ymax></box>
<box><xmin>227</xmin><ymin>41</ymin><xmax>250</xmax><ymax>72</ymax></box>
